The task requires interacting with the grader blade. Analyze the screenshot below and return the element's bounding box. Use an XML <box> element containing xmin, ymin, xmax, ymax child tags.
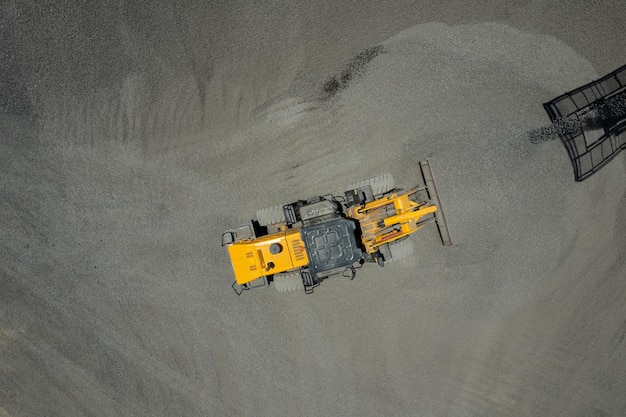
<box><xmin>419</xmin><ymin>159</ymin><xmax>453</xmax><ymax>246</ymax></box>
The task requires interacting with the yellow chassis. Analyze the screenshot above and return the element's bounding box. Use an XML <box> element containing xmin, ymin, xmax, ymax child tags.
<box><xmin>224</xmin><ymin>161</ymin><xmax>451</xmax><ymax>291</ymax></box>
<box><xmin>226</xmin><ymin>188</ymin><xmax>436</xmax><ymax>286</ymax></box>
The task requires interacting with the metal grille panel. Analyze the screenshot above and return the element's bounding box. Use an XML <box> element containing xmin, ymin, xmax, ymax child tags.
<box><xmin>543</xmin><ymin>64</ymin><xmax>626</xmax><ymax>181</ymax></box>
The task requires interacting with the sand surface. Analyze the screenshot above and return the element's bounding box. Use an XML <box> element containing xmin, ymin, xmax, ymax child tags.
<box><xmin>1</xmin><ymin>1</ymin><xmax>625</xmax><ymax>416</ymax></box>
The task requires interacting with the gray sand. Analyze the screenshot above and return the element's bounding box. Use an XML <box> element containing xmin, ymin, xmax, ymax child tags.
<box><xmin>1</xmin><ymin>2</ymin><xmax>625</xmax><ymax>416</ymax></box>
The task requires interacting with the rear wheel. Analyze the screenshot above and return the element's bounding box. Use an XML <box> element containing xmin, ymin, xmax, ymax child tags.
<box><xmin>387</xmin><ymin>238</ymin><xmax>414</xmax><ymax>262</ymax></box>
<box><xmin>256</xmin><ymin>205</ymin><xmax>286</xmax><ymax>227</ymax></box>
<box><xmin>348</xmin><ymin>173</ymin><xmax>395</xmax><ymax>197</ymax></box>
<box><xmin>272</xmin><ymin>271</ymin><xmax>304</xmax><ymax>293</ymax></box>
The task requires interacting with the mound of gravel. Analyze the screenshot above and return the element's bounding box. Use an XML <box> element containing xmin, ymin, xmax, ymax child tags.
<box><xmin>2</xmin><ymin>15</ymin><xmax>625</xmax><ymax>417</ymax></box>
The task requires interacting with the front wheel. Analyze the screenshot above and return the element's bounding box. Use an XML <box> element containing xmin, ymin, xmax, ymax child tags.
<box><xmin>386</xmin><ymin>238</ymin><xmax>414</xmax><ymax>263</ymax></box>
<box><xmin>347</xmin><ymin>173</ymin><xmax>395</xmax><ymax>198</ymax></box>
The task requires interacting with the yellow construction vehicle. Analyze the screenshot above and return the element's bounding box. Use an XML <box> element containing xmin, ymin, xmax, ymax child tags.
<box><xmin>222</xmin><ymin>160</ymin><xmax>452</xmax><ymax>294</ymax></box>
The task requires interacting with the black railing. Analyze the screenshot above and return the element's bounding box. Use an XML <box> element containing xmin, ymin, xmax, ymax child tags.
<box><xmin>543</xmin><ymin>64</ymin><xmax>626</xmax><ymax>181</ymax></box>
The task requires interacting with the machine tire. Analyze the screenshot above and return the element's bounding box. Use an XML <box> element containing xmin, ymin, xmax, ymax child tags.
<box><xmin>348</xmin><ymin>173</ymin><xmax>395</xmax><ymax>197</ymax></box>
<box><xmin>387</xmin><ymin>238</ymin><xmax>414</xmax><ymax>262</ymax></box>
<box><xmin>273</xmin><ymin>272</ymin><xmax>304</xmax><ymax>293</ymax></box>
<box><xmin>256</xmin><ymin>205</ymin><xmax>286</xmax><ymax>226</ymax></box>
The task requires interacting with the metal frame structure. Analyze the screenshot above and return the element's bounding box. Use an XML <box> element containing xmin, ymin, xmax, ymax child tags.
<box><xmin>543</xmin><ymin>64</ymin><xmax>626</xmax><ymax>181</ymax></box>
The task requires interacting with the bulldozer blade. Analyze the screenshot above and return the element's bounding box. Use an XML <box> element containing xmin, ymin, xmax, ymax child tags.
<box><xmin>419</xmin><ymin>159</ymin><xmax>453</xmax><ymax>246</ymax></box>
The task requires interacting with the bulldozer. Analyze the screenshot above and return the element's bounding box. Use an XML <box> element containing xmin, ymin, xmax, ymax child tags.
<box><xmin>222</xmin><ymin>160</ymin><xmax>452</xmax><ymax>294</ymax></box>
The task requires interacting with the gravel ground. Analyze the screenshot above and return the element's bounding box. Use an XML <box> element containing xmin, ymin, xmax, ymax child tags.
<box><xmin>1</xmin><ymin>1</ymin><xmax>625</xmax><ymax>416</ymax></box>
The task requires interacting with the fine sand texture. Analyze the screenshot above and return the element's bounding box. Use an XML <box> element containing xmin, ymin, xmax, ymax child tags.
<box><xmin>1</xmin><ymin>1</ymin><xmax>625</xmax><ymax>416</ymax></box>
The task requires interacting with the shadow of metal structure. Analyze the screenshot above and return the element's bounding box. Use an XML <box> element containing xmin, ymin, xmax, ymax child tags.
<box><xmin>544</xmin><ymin>64</ymin><xmax>626</xmax><ymax>181</ymax></box>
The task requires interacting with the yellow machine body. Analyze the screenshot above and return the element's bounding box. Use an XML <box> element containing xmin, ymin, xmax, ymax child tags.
<box><xmin>228</xmin><ymin>189</ymin><xmax>436</xmax><ymax>285</ymax></box>
<box><xmin>227</xmin><ymin>228</ymin><xmax>309</xmax><ymax>285</ymax></box>
<box><xmin>224</xmin><ymin>162</ymin><xmax>452</xmax><ymax>293</ymax></box>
